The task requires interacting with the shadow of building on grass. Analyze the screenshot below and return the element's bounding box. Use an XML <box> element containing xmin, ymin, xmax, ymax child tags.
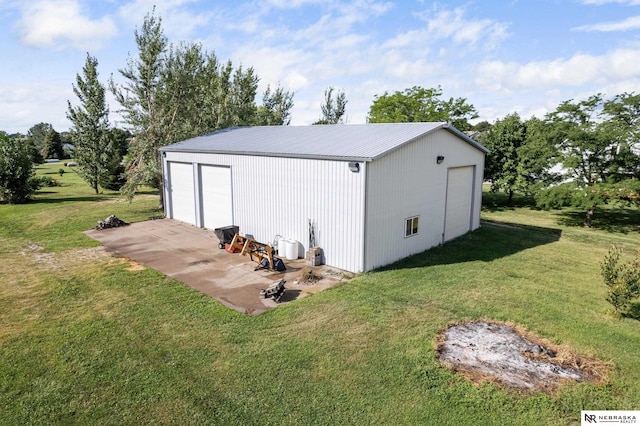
<box><xmin>376</xmin><ymin>219</ymin><xmax>562</xmax><ymax>271</ymax></box>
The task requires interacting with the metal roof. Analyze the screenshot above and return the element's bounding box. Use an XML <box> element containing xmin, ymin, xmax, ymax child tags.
<box><xmin>159</xmin><ymin>122</ymin><xmax>489</xmax><ymax>162</ymax></box>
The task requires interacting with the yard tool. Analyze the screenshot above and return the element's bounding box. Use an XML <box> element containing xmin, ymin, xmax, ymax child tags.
<box><xmin>214</xmin><ymin>225</ymin><xmax>239</xmax><ymax>249</ymax></box>
<box><xmin>226</xmin><ymin>233</ymin><xmax>246</xmax><ymax>253</ymax></box>
<box><xmin>240</xmin><ymin>237</ymin><xmax>279</xmax><ymax>271</ymax></box>
<box><xmin>308</xmin><ymin>219</ymin><xmax>316</xmax><ymax>248</ymax></box>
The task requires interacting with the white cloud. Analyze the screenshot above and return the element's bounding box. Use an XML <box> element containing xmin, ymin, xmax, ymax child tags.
<box><xmin>17</xmin><ymin>0</ymin><xmax>117</xmax><ymax>50</ymax></box>
<box><xmin>117</xmin><ymin>0</ymin><xmax>214</xmax><ymax>39</ymax></box>
<box><xmin>0</xmin><ymin>82</ymin><xmax>74</xmax><ymax>132</ymax></box>
<box><xmin>574</xmin><ymin>15</ymin><xmax>640</xmax><ymax>31</ymax></box>
<box><xmin>262</xmin><ymin>0</ymin><xmax>322</xmax><ymax>9</ymax></box>
<box><xmin>252</xmin><ymin>0</ymin><xmax>392</xmax><ymax>46</ymax></box>
<box><xmin>469</xmin><ymin>47</ymin><xmax>640</xmax><ymax>123</ymax></box>
<box><xmin>328</xmin><ymin>33</ymin><xmax>370</xmax><ymax>51</ymax></box>
<box><xmin>221</xmin><ymin>0</ymin><xmax>394</xmax><ymax>102</ymax></box>
<box><xmin>234</xmin><ymin>44</ymin><xmax>312</xmax><ymax>90</ymax></box>
<box><xmin>224</xmin><ymin>13</ymin><xmax>263</xmax><ymax>34</ymax></box>
<box><xmin>382</xmin><ymin>29</ymin><xmax>424</xmax><ymax>49</ymax></box>
<box><xmin>333</xmin><ymin>0</ymin><xmax>394</xmax><ymax>25</ymax></box>
<box><xmin>580</xmin><ymin>0</ymin><xmax>640</xmax><ymax>5</ymax></box>
<box><xmin>475</xmin><ymin>48</ymin><xmax>640</xmax><ymax>92</ymax></box>
<box><xmin>10</xmin><ymin>0</ymin><xmax>640</xmax><ymax>133</ymax></box>
<box><xmin>228</xmin><ymin>4</ymin><xmax>512</xmax><ymax>125</ymax></box>
<box><xmin>381</xmin><ymin>5</ymin><xmax>509</xmax><ymax>62</ymax></box>
<box><xmin>418</xmin><ymin>6</ymin><xmax>510</xmax><ymax>49</ymax></box>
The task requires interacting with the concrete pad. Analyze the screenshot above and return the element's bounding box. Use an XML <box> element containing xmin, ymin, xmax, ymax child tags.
<box><xmin>84</xmin><ymin>219</ymin><xmax>348</xmax><ymax>315</ymax></box>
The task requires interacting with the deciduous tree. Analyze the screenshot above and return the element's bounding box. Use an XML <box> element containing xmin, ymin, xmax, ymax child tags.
<box><xmin>481</xmin><ymin>114</ymin><xmax>559</xmax><ymax>203</ymax></box>
<box><xmin>0</xmin><ymin>132</ymin><xmax>39</xmax><ymax>203</ymax></box>
<box><xmin>255</xmin><ymin>84</ymin><xmax>295</xmax><ymax>125</ymax></box>
<box><xmin>535</xmin><ymin>93</ymin><xmax>640</xmax><ymax>224</ymax></box>
<box><xmin>98</xmin><ymin>128</ymin><xmax>131</xmax><ymax>191</ymax></box>
<box><xmin>26</xmin><ymin>122</ymin><xmax>52</xmax><ymax>164</ymax></box>
<box><xmin>111</xmin><ymin>10</ymin><xmax>267</xmax><ymax>208</ymax></box>
<box><xmin>232</xmin><ymin>66</ymin><xmax>259</xmax><ymax>126</ymax></box>
<box><xmin>482</xmin><ymin>114</ymin><xmax>526</xmax><ymax>203</ymax></box>
<box><xmin>313</xmin><ymin>86</ymin><xmax>347</xmax><ymax>124</ymax></box>
<box><xmin>368</xmin><ymin>86</ymin><xmax>478</xmax><ymax>131</ymax></box>
<box><xmin>546</xmin><ymin>94</ymin><xmax>613</xmax><ymax>185</ymax></box>
<box><xmin>110</xmin><ymin>9</ymin><xmax>168</xmax><ymax>205</ymax></box>
<box><xmin>67</xmin><ymin>53</ymin><xmax>113</xmax><ymax>194</ymax></box>
<box><xmin>42</xmin><ymin>128</ymin><xmax>64</xmax><ymax>160</ymax></box>
<box><xmin>602</xmin><ymin>92</ymin><xmax>640</xmax><ymax>181</ymax></box>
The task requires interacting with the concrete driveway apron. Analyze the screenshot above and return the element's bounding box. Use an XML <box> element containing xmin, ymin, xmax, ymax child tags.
<box><xmin>85</xmin><ymin>219</ymin><xmax>343</xmax><ymax>315</ymax></box>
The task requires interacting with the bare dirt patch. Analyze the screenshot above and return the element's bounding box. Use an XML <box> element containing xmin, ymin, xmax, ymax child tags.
<box><xmin>21</xmin><ymin>243</ymin><xmax>61</xmax><ymax>271</ymax></box>
<box><xmin>121</xmin><ymin>258</ymin><xmax>146</xmax><ymax>271</ymax></box>
<box><xmin>436</xmin><ymin>320</ymin><xmax>610</xmax><ymax>393</ymax></box>
<box><xmin>21</xmin><ymin>244</ymin><xmax>144</xmax><ymax>273</ymax></box>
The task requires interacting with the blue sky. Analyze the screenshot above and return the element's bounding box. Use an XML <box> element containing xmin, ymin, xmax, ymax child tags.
<box><xmin>1</xmin><ymin>0</ymin><xmax>640</xmax><ymax>134</ymax></box>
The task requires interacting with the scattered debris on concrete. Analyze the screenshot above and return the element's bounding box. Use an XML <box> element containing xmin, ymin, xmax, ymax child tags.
<box><xmin>85</xmin><ymin>219</ymin><xmax>352</xmax><ymax>315</ymax></box>
<box><xmin>259</xmin><ymin>279</ymin><xmax>286</xmax><ymax>301</ymax></box>
<box><xmin>96</xmin><ymin>215</ymin><xmax>129</xmax><ymax>231</ymax></box>
<box><xmin>436</xmin><ymin>320</ymin><xmax>610</xmax><ymax>393</ymax></box>
<box><xmin>300</xmin><ymin>266</ymin><xmax>321</xmax><ymax>284</ymax></box>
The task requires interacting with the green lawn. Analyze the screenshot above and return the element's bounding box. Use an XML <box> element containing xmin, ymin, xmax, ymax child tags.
<box><xmin>1</xmin><ymin>166</ymin><xmax>639</xmax><ymax>425</ymax></box>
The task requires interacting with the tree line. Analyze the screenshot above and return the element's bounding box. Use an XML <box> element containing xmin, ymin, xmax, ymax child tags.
<box><xmin>2</xmin><ymin>8</ymin><xmax>639</xmax><ymax>220</ymax></box>
<box><xmin>0</xmin><ymin>8</ymin><xmax>479</xmax><ymax>204</ymax></box>
<box><xmin>66</xmin><ymin>10</ymin><xmax>352</xmax><ymax>205</ymax></box>
<box><xmin>478</xmin><ymin>93</ymin><xmax>640</xmax><ymax>225</ymax></box>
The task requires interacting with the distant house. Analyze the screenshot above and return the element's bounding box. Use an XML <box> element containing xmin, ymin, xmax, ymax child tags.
<box><xmin>159</xmin><ymin>123</ymin><xmax>488</xmax><ymax>273</ymax></box>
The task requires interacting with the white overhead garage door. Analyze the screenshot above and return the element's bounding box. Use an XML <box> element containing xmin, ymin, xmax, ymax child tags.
<box><xmin>200</xmin><ymin>165</ymin><xmax>232</xmax><ymax>230</ymax></box>
<box><xmin>444</xmin><ymin>166</ymin><xmax>475</xmax><ymax>242</ymax></box>
<box><xmin>168</xmin><ymin>162</ymin><xmax>196</xmax><ymax>225</ymax></box>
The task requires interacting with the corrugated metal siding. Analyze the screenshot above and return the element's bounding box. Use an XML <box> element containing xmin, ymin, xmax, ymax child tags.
<box><xmin>163</xmin><ymin>151</ymin><xmax>366</xmax><ymax>273</ymax></box>
<box><xmin>364</xmin><ymin>129</ymin><xmax>485</xmax><ymax>270</ymax></box>
<box><xmin>162</xmin><ymin>127</ymin><xmax>484</xmax><ymax>273</ymax></box>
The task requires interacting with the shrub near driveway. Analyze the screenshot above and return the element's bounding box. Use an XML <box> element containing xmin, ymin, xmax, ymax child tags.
<box><xmin>1</xmin><ymin>175</ymin><xmax>640</xmax><ymax>424</ymax></box>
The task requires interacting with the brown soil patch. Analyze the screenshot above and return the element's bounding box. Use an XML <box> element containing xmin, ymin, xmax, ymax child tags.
<box><xmin>121</xmin><ymin>258</ymin><xmax>146</xmax><ymax>271</ymax></box>
<box><xmin>436</xmin><ymin>320</ymin><xmax>610</xmax><ymax>393</ymax></box>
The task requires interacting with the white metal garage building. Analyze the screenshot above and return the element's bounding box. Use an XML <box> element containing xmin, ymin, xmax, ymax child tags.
<box><xmin>159</xmin><ymin>122</ymin><xmax>488</xmax><ymax>273</ymax></box>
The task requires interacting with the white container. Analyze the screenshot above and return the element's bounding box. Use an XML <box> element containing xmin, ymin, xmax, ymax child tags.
<box><xmin>285</xmin><ymin>239</ymin><xmax>298</xmax><ymax>260</ymax></box>
<box><xmin>276</xmin><ymin>236</ymin><xmax>286</xmax><ymax>257</ymax></box>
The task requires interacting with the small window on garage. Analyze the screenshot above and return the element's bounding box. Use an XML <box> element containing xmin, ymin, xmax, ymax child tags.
<box><xmin>405</xmin><ymin>216</ymin><xmax>419</xmax><ymax>237</ymax></box>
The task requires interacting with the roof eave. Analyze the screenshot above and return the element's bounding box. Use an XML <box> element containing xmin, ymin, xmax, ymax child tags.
<box><xmin>159</xmin><ymin>147</ymin><xmax>372</xmax><ymax>163</ymax></box>
<box><xmin>367</xmin><ymin>122</ymin><xmax>489</xmax><ymax>160</ymax></box>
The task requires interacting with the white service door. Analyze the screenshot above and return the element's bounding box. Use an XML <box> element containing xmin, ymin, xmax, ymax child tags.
<box><xmin>168</xmin><ymin>162</ymin><xmax>196</xmax><ymax>225</ymax></box>
<box><xmin>200</xmin><ymin>165</ymin><xmax>232</xmax><ymax>230</ymax></box>
<box><xmin>444</xmin><ymin>166</ymin><xmax>474</xmax><ymax>242</ymax></box>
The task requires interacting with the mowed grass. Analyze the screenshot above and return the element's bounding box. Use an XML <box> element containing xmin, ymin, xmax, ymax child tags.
<box><xmin>1</xmin><ymin>167</ymin><xmax>639</xmax><ymax>425</ymax></box>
